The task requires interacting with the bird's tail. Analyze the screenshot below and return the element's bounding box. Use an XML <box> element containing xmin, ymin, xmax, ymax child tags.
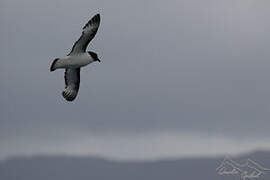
<box><xmin>50</xmin><ymin>58</ymin><xmax>60</xmax><ymax>72</ymax></box>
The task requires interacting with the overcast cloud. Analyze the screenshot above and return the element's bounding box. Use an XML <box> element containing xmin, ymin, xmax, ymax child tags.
<box><xmin>1</xmin><ymin>0</ymin><xmax>270</xmax><ymax>160</ymax></box>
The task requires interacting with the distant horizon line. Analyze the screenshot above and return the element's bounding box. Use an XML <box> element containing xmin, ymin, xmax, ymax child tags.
<box><xmin>1</xmin><ymin>148</ymin><xmax>269</xmax><ymax>163</ymax></box>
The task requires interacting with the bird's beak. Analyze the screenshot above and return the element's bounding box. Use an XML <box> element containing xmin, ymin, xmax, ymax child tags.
<box><xmin>97</xmin><ymin>58</ymin><xmax>101</xmax><ymax>62</ymax></box>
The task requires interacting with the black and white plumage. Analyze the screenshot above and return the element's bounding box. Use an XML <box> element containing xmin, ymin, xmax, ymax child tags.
<box><xmin>50</xmin><ymin>14</ymin><xmax>101</xmax><ymax>102</ymax></box>
<box><xmin>69</xmin><ymin>14</ymin><xmax>101</xmax><ymax>55</ymax></box>
<box><xmin>62</xmin><ymin>68</ymin><xmax>80</xmax><ymax>101</ymax></box>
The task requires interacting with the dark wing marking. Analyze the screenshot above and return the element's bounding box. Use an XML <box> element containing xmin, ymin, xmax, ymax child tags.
<box><xmin>68</xmin><ymin>14</ymin><xmax>100</xmax><ymax>55</ymax></box>
<box><xmin>62</xmin><ymin>68</ymin><xmax>80</xmax><ymax>101</ymax></box>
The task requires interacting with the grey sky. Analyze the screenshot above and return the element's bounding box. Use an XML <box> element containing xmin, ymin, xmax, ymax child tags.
<box><xmin>1</xmin><ymin>0</ymin><xmax>270</xmax><ymax>160</ymax></box>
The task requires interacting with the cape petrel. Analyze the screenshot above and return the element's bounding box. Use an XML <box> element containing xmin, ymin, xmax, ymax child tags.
<box><xmin>50</xmin><ymin>14</ymin><xmax>101</xmax><ymax>101</ymax></box>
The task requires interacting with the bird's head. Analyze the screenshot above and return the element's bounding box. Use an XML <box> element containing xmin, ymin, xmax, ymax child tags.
<box><xmin>88</xmin><ymin>51</ymin><xmax>100</xmax><ymax>62</ymax></box>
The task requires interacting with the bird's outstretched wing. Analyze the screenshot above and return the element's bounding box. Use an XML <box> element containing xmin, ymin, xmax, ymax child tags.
<box><xmin>62</xmin><ymin>68</ymin><xmax>80</xmax><ymax>101</ymax></box>
<box><xmin>68</xmin><ymin>14</ymin><xmax>100</xmax><ymax>55</ymax></box>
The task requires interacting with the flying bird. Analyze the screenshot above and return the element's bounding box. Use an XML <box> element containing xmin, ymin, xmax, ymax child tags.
<box><xmin>50</xmin><ymin>14</ymin><xmax>101</xmax><ymax>101</ymax></box>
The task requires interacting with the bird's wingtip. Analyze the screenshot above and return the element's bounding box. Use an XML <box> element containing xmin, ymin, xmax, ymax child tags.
<box><xmin>62</xmin><ymin>89</ymin><xmax>77</xmax><ymax>102</ymax></box>
<box><xmin>93</xmin><ymin>13</ymin><xmax>100</xmax><ymax>21</ymax></box>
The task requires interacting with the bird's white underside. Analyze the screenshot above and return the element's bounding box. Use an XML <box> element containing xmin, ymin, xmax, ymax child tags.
<box><xmin>55</xmin><ymin>53</ymin><xmax>94</xmax><ymax>69</ymax></box>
